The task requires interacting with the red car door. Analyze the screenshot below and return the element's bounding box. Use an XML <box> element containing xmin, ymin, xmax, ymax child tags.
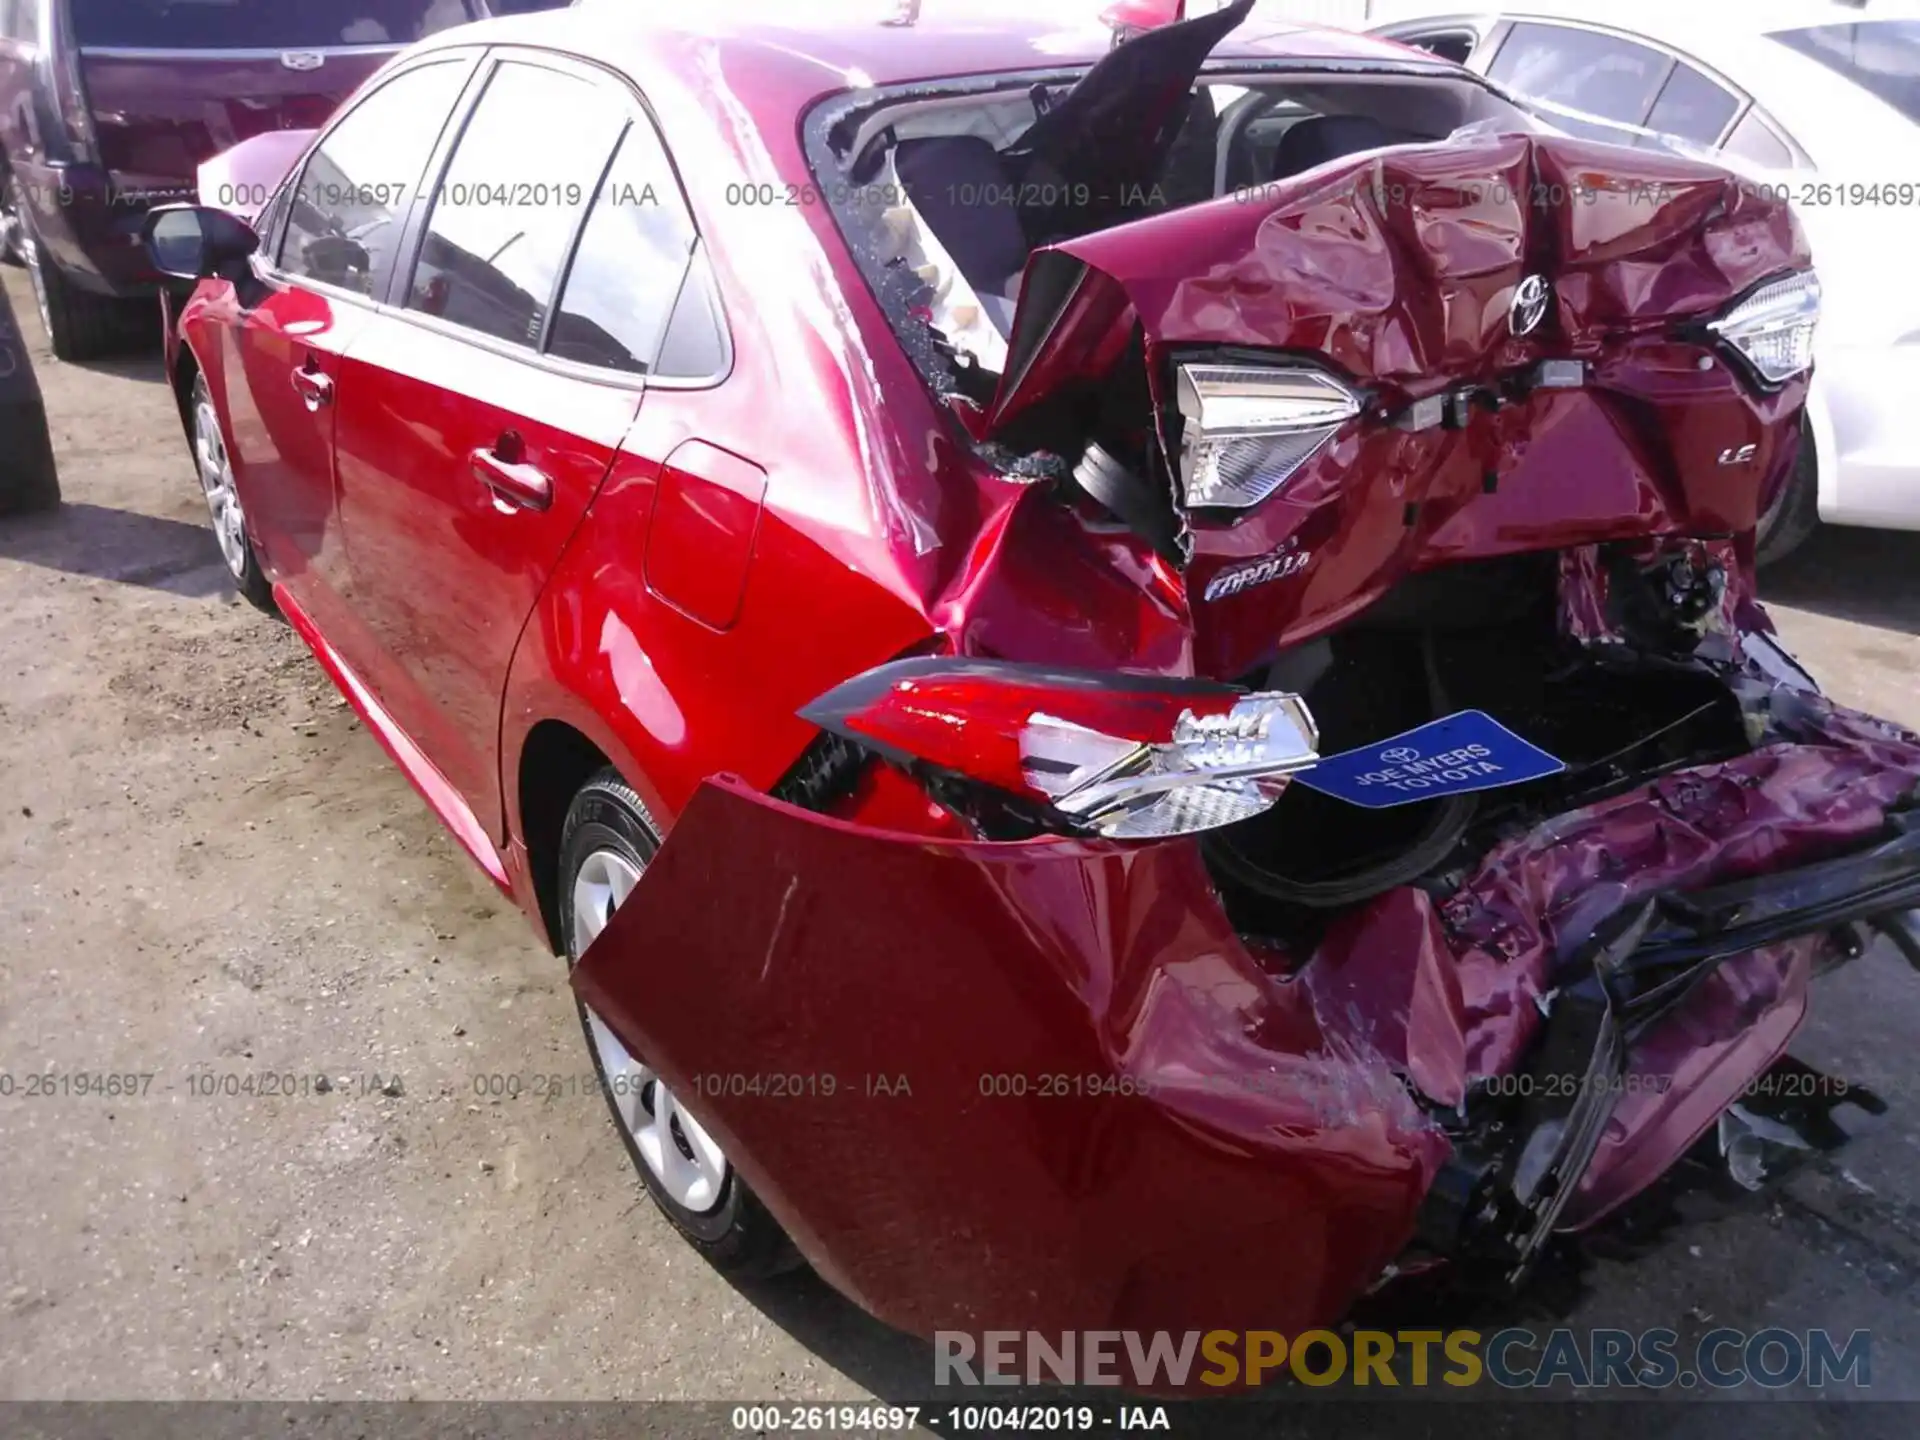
<box><xmin>327</xmin><ymin>54</ymin><xmax>658</xmax><ymax>841</ymax></box>
<box><xmin>221</xmin><ymin>54</ymin><xmax>476</xmax><ymax>630</ymax></box>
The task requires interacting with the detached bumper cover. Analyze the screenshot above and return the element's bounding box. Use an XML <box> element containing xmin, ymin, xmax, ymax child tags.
<box><xmin>573</xmin><ymin>688</ymin><xmax>1920</xmax><ymax>1334</ymax></box>
<box><xmin>574</xmin><ymin>788</ymin><xmax>1450</xmax><ymax>1337</ymax></box>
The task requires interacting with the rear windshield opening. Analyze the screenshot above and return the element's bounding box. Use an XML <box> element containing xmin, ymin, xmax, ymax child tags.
<box><xmin>813</xmin><ymin>70</ymin><xmax>1520</xmax><ymax>390</ymax></box>
<box><xmin>68</xmin><ymin>0</ymin><xmax>483</xmax><ymax>49</ymax></box>
<box><xmin>1771</xmin><ymin>18</ymin><xmax>1920</xmax><ymax>126</ymax></box>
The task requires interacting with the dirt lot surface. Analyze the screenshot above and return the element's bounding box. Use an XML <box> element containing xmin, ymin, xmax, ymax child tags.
<box><xmin>3</xmin><ymin>264</ymin><xmax>1920</xmax><ymax>1432</ymax></box>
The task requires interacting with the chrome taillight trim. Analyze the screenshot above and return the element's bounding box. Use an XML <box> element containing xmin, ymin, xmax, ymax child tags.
<box><xmin>1173</xmin><ymin>363</ymin><xmax>1362</xmax><ymax>510</ymax></box>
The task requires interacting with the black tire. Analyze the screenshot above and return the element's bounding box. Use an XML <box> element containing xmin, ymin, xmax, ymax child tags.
<box><xmin>189</xmin><ymin>373</ymin><xmax>277</xmax><ymax>614</ymax></box>
<box><xmin>17</xmin><ymin>195</ymin><xmax>142</xmax><ymax>362</ymax></box>
<box><xmin>559</xmin><ymin>769</ymin><xmax>801</xmax><ymax>1279</ymax></box>
<box><xmin>1757</xmin><ymin>419</ymin><xmax>1820</xmax><ymax>568</ymax></box>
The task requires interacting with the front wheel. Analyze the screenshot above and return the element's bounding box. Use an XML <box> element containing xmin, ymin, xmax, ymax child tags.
<box><xmin>190</xmin><ymin>374</ymin><xmax>276</xmax><ymax>613</ymax></box>
<box><xmin>559</xmin><ymin>770</ymin><xmax>800</xmax><ymax>1278</ymax></box>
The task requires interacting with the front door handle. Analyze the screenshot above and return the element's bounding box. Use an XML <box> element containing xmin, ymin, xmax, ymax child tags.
<box><xmin>470</xmin><ymin>444</ymin><xmax>553</xmax><ymax>513</ymax></box>
<box><xmin>291</xmin><ymin>365</ymin><xmax>333</xmax><ymax>411</ymax></box>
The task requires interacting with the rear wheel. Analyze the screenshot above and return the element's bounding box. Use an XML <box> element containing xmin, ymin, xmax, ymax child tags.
<box><xmin>559</xmin><ymin>770</ymin><xmax>800</xmax><ymax>1278</ymax></box>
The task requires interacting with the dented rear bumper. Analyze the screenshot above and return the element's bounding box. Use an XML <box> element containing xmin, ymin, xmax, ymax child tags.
<box><xmin>571</xmin><ymin>689</ymin><xmax>1920</xmax><ymax>1336</ymax></box>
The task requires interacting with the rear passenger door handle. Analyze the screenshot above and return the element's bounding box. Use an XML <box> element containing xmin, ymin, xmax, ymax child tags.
<box><xmin>470</xmin><ymin>446</ymin><xmax>553</xmax><ymax>513</ymax></box>
<box><xmin>291</xmin><ymin>366</ymin><xmax>333</xmax><ymax>411</ymax></box>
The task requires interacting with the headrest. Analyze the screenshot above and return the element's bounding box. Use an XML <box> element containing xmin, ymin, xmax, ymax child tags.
<box><xmin>891</xmin><ymin>135</ymin><xmax>1031</xmax><ymax>289</ymax></box>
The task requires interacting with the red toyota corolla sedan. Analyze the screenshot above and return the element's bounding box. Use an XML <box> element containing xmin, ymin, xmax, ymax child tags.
<box><xmin>141</xmin><ymin>0</ymin><xmax>1920</xmax><ymax>1346</ymax></box>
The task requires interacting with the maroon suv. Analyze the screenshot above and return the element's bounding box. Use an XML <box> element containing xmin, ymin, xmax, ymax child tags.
<box><xmin>0</xmin><ymin>0</ymin><xmax>561</xmax><ymax>359</ymax></box>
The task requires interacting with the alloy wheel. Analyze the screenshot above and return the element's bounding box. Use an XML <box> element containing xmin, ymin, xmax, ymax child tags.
<box><xmin>193</xmin><ymin>391</ymin><xmax>249</xmax><ymax>580</ymax></box>
<box><xmin>569</xmin><ymin>848</ymin><xmax>730</xmax><ymax>1214</ymax></box>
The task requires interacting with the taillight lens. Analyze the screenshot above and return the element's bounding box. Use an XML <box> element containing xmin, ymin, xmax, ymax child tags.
<box><xmin>801</xmin><ymin>658</ymin><xmax>1319</xmax><ymax>839</ymax></box>
<box><xmin>1173</xmin><ymin>363</ymin><xmax>1362</xmax><ymax>509</ymax></box>
<box><xmin>1708</xmin><ymin>270</ymin><xmax>1820</xmax><ymax>386</ymax></box>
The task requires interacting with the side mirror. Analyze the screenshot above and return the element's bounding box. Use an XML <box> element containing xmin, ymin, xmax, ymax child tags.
<box><xmin>141</xmin><ymin>205</ymin><xmax>260</xmax><ymax>282</ymax></box>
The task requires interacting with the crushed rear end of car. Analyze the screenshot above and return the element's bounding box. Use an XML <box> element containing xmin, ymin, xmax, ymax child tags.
<box><xmin>575</xmin><ymin>1</ymin><xmax>1920</xmax><ymax>1344</ymax></box>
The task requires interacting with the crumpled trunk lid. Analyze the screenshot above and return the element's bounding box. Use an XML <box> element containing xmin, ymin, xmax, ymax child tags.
<box><xmin>973</xmin><ymin>130</ymin><xmax>1810</xmax><ymax>680</ymax></box>
<box><xmin>986</xmin><ymin>129</ymin><xmax>1804</xmax><ymax>428</ymax></box>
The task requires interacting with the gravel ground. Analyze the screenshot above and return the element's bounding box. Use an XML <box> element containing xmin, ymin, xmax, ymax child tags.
<box><xmin>2</xmin><ymin>264</ymin><xmax>1918</xmax><ymax>1432</ymax></box>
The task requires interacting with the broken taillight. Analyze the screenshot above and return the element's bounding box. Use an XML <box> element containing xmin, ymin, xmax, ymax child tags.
<box><xmin>1708</xmin><ymin>270</ymin><xmax>1821</xmax><ymax>387</ymax></box>
<box><xmin>800</xmin><ymin>658</ymin><xmax>1319</xmax><ymax>839</ymax></box>
<box><xmin>1173</xmin><ymin>363</ymin><xmax>1362</xmax><ymax>510</ymax></box>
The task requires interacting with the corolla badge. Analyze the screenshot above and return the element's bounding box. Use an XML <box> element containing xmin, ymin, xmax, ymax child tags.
<box><xmin>280</xmin><ymin>52</ymin><xmax>325</xmax><ymax>72</ymax></box>
<box><xmin>1203</xmin><ymin>541</ymin><xmax>1312</xmax><ymax>602</ymax></box>
<box><xmin>1508</xmin><ymin>274</ymin><xmax>1552</xmax><ymax>337</ymax></box>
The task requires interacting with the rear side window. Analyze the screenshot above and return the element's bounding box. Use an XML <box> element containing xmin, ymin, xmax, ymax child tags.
<box><xmin>1489</xmin><ymin>22</ymin><xmax>1672</xmax><ymax>135</ymax></box>
<box><xmin>1772</xmin><ymin>19</ymin><xmax>1920</xmax><ymax>127</ymax></box>
<box><xmin>279</xmin><ymin>59</ymin><xmax>468</xmax><ymax>297</ymax></box>
<box><xmin>1721</xmin><ymin>108</ymin><xmax>1796</xmax><ymax>169</ymax></box>
<box><xmin>1643</xmin><ymin>62</ymin><xmax>1739</xmax><ymax>146</ymax></box>
<box><xmin>545</xmin><ymin>121</ymin><xmax>698</xmax><ymax>375</ymax></box>
<box><xmin>653</xmin><ymin>246</ymin><xmax>728</xmax><ymax>380</ymax></box>
<box><xmin>68</xmin><ymin>0</ymin><xmax>482</xmax><ymax>48</ymax></box>
<box><xmin>404</xmin><ymin>61</ymin><xmax>628</xmax><ymax>348</ymax></box>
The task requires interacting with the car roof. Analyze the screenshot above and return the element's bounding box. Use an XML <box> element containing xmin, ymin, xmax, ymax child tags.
<box><xmin>429</xmin><ymin>0</ymin><xmax>1448</xmax><ymax>97</ymax></box>
<box><xmin>1375</xmin><ymin>0</ymin><xmax>1920</xmax><ymax>163</ymax></box>
<box><xmin>1379</xmin><ymin>0</ymin><xmax>1920</xmax><ymax>57</ymax></box>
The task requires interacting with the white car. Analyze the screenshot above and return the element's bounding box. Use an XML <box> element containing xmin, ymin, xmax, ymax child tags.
<box><xmin>1369</xmin><ymin>0</ymin><xmax>1920</xmax><ymax>563</ymax></box>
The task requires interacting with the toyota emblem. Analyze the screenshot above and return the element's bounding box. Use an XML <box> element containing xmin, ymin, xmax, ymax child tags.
<box><xmin>1509</xmin><ymin>274</ymin><xmax>1551</xmax><ymax>337</ymax></box>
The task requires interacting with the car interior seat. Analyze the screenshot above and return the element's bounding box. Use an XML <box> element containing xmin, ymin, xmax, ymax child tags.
<box><xmin>890</xmin><ymin>135</ymin><xmax>1032</xmax><ymax>305</ymax></box>
<box><xmin>1270</xmin><ymin>114</ymin><xmax>1415</xmax><ymax>179</ymax></box>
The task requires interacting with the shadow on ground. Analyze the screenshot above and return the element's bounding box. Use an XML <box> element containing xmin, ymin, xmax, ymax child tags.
<box><xmin>1762</xmin><ymin>526</ymin><xmax>1920</xmax><ymax>634</ymax></box>
<box><xmin>731</xmin><ymin>1268</ymin><xmax>938</xmax><ymax>1404</ymax></box>
<box><xmin>67</xmin><ymin>350</ymin><xmax>170</xmax><ymax>385</ymax></box>
<box><xmin>0</xmin><ymin>500</ymin><xmax>232</xmax><ymax>598</ymax></box>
